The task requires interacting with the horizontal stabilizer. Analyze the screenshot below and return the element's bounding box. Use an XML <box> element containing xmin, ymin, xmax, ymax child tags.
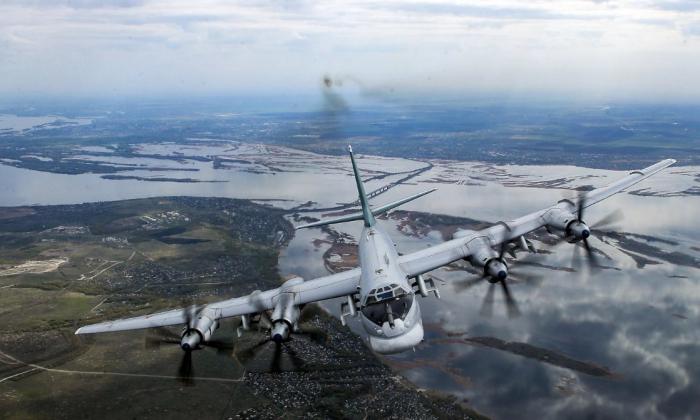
<box><xmin>295</xmin><ymin>213</ymin><xmax>365</xmax><ymax>230</ymax></box>
<box><xmin>370</xmin><ymin>188</ymin><xmax>437</xmax><ymax>216</ymax></box>
<box><xmin>295</xmin><ymin>188</ymin><xmax>437</xmax><ymax>230</ymax></box>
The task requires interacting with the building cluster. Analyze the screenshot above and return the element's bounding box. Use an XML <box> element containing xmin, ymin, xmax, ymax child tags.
<box><xmin>40</xmin><ymin>225</ymin><xmax>88</xmax><ymax>235</ymax></box>
<box><xmin>139</xmin><ymin>211</ymin><xmax>190</xmax><ymax>230</ymax></box>
<box><xmin>240</xmin><ymin>315</ymin><xmax>480</xmax><ymax>419</ymax></box>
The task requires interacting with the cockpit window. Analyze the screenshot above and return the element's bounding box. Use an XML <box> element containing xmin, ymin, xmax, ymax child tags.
<box><xmin>378</xmin><ymin>290</ymin><xmax>392</xmax><ymax>300</ymax></box>
<box><xmin>363</xmin><ymin>284</ymin><xmax>411</xmax><ymax>306</ymax></box>
<box><xmin>361</xmin><ymin>284</ymin><xmax>414</xmax><ymax>326</ymax></box>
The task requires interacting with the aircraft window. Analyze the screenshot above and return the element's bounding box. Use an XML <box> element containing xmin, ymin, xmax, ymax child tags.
<box><xmin>361</xmin><ymin>293</ymin><xmax>415</xmax><ymax>326</ymax></box>
<box><xmin>364</xmin><ymin>284</ymin><xmax>416</xmax><ymax>307</ymax></box>
<box><xmin>378</xmin><ymin>291</ymin><xmax>393</xmax><ymax>300</ymax></box>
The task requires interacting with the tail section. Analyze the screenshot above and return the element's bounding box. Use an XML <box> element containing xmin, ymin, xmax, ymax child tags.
<box><xmin>296</xmin><ymin>146</ymin><xmax>436</xmax><ymax>230</ymax></box>
<box><xmin>349</xmin><ymin>145</ymin><xmax>376</xmax><ymax>228</ymax></box>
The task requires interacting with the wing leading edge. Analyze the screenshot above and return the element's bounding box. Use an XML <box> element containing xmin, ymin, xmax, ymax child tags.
<box><xmin>76</xmin><ymin>158</ymin><xmax>674</xmax><ymax>335</ymax></box>
<box><xmin>398</xmin><ymin>159</ymin><xmax>676</xmax><ymax>277</ymax></box>
<box><xmin>75</xmin><ymin>268</ymin><xmax>361</xmax><ymax>335</ymax></box>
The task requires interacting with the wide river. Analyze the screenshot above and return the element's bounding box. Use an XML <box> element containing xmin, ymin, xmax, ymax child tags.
<box><xmin>1</xmin><ymin>142</ymin><xmax>699</xmax><ymax>420</ymax></box>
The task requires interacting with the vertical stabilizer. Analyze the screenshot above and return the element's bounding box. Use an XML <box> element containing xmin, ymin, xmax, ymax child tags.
<box><xmin>349</xmin><ymin>145</ymin><xmax>376</xmax><ymax>227</ymax></box>
<box><xmin>295</xmin><ymin>146</ymin><xmax>436</xmax><ymax>230</ymax></box>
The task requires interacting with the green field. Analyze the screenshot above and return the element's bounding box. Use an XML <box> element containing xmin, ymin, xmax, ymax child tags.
<box><xmin>0</xmin><ymin>197</ymin><xmax>485</xmax><ymax>420</ymax></box>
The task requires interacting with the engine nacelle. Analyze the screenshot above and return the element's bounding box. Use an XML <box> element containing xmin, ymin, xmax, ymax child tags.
<box><xmin>465</xmin><ymin>241</ymin><xmax>508</xmax><ymax>281</ymax></box>
<box><xmin>270</xmin><ymin>292</ymin><xmax>300</xmax><ymax>342</ymax></box>
<box><xmin>468</xmin><ymin>244</ymin><xmax>499</xmax><ymax>268</ymax></box>
<box><xmin>545</xmin><ymin>209</ymin><xmax>590</xmax><ymax>241</ymax></box>
<box><xmin>180</xmin><ymin>307</ymin><xmax>218</xmax><ymax>351</ymax></box>
<box><xmin>485</xmin><ymin>259</ymin><xmax>508</xmax><ymax>283</ymax></box>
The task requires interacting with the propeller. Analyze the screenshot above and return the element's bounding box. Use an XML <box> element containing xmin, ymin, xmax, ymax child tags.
<box><xmin>143</xmin><ymin>303</ymin><xmax>235</xmax><ymax>386</ymax></box>
<box><xmin>562</xmin><ymin>195</ymin><xmax>624</xmax><ymax>274</ymax></box>
<box><xmin>177</xmin><ymin>304</ymin><xmax>199</xmax><ymax>385</ymax></box>
<box><xmin>235</xmin><ymin>335</ymin><xmax>306</xmax><ymax>372</ymax></box>
<box><xmin>455</xmin><ymin>246</ymin><xmax>542</xmax><ymax>319</ymax></box>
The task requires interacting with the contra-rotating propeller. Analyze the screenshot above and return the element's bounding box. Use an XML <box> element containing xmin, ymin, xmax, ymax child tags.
<box><xmin>143</xmin><ymin>303</ymin><xmax>232</xmax><ymax>386</ymax></box>
<box><xmin>236</xmin><ymin>334</ymin><xmax>307</xmax><ymax>372</ymax></box>
<box><xmin>557</xmin><ymin>195</ymin><xmax>624</xmax><ymax>274</ymax></box>
<box><xmin>454</xmin><ymin>246</ymin><xmax>542</xmax><ymax>319</ymax></box>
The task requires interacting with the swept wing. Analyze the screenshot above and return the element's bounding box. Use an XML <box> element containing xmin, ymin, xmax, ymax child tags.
<box><xmin>398</xmin><ymin>159</ymin><xmax>676</xmax><ymax>276</ymax></box>
<box><xmin>76</xmin><ymin>158</ymin><xmax>675</xmax><ymax>336</ymax></box>
<box><xmin>76</xmin><ymin>268</ymin><xmax>360</xmax><ymax>334</ymax></box>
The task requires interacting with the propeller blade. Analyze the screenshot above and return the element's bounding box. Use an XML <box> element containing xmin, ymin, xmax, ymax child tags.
<box><xmin>285</xmin><ymin>344</ymin><xmax>306</xmax><ymax>371</ymax></box>
<box><xmin>582</xmin><ymin>238</ymin><xmax>602</xmax><ymax>275</ymax></box>
<box><xmin>258</xmin><ymin>312</ymin><xmax>273</xmax><ymax>331</ymax></box>
<box><xmin>571</xmin><ymin>243</ymin><xmax>582</xmax><ymax>272</ymax></box>
<box><xmin>206</xmin><ymin>339</ymin><xmax>236</xmax><ymax>357</ymax></box>
<box><xmin>522</xmin><ymin>274</ymin><xmax>544</xmax><ymax>288</ymax></box>
<box><xmin>178</xmin><ymin>350</ymin><xmax>195</xmax><ymax>386</ymax></box>
<box><xmin>479</xmin><ymin>283</ymin><xmax>496</xmax><ymax>318</ymax></box>
<box><xmin>150</xmin><ymin>326</ymin><xmax>181</xmax><ymax>341</ymax></box>
<box><xmin>577</xmin><ymin>195</ymin><xmax>588</xmax><ymax>222</ymax></box>
<box><xmin>499</xmin><ymin>279</ymin><xmax>522</xmax><ymax>319</ymax></box>
<box><xmin>143</xmin><ymin>327</ymin><xmax>181</xmax><ymax>350</ymax></box>
<box><xmin>184</xmin><ymin>304</ymin><xmax>198</xmax><ymax>330</ymax></box>
<box><xmin>143</xmin><ymin>336</ymin><xmax>180</xmax><ymax>350</ymax></box>
<box><xmin>271</xmin><ymin>342</ymin><xmax>283</xmax><ymax>372</ymax></box>
<box><xmin>454</xmin><ymin>275</ymin><xmax>486</xmax><ymax>294</ymax></box>
<box><xmin>507</xmin><ymin>271</ymin><xmax>544</xmax><ymax>288</ymax></box>
<box><xmin>591</xmin><ymin>209</ymin><xmax>624</xmax><ymax>231</ymax></box>
<box><xmin>207</xmin><ymin>339</ymin><xmax>235</xmax><ymax>350</ymax></box>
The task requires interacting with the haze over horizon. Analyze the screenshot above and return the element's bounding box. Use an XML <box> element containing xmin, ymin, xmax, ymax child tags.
<box><xmin>1</xmin><ymin>0</ymin><xmax>700</xmax><ymax>102</ymax></box>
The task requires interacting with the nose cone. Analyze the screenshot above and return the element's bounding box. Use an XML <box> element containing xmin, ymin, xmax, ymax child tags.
<box><xmin>487</xmin><ymin>261</ymin><xmax>508</xmax><ymax>282</ymax></box>
<box><xmin>271</xmin><ymin>322</ymin><xmax>290</xmax><ymax>343</ymax></box>
<box><xmin>570</xmin><ymin>222</ymin><xmax>591</xmax><ymax>240</ymax></box>
<box><xmin>369</xmin><ymin>321</ymin><xmax>424</xmax><ymax>354</ymax></box>
<box><xmin>180</xmin><ymin>332</ymin><xmax>200</xmax><ymax>351</ymax></box>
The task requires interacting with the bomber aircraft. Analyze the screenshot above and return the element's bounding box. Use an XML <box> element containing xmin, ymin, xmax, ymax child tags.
<box><xmin>76</xmin><ymin>147</ymin><xmax>676</xmax><ymax>365</ymax></box>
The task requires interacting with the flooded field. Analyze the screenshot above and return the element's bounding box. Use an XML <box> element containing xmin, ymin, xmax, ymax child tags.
<box><xmin>1</xmin><ymin>141</ymin><xmax>699</xmax><ymax>419</ymax></box>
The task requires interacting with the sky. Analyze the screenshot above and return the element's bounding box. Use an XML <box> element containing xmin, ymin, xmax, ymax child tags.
<box><xmin>1</xmin><ymin>0</ymin><xmax>700</xmax><ymax>101</ymax></box>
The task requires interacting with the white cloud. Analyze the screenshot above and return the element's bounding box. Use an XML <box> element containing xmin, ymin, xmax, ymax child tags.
<box><xmin>0</xmin><ymin>0</ymin><xmax>698</xmax><ymax>100</ymax></box>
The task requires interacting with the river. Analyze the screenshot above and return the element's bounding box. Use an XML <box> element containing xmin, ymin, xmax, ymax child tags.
<box><xmin>1</xmin><ymin>141</ymin><xmax>699</xmax><ymax>419</ymax></box>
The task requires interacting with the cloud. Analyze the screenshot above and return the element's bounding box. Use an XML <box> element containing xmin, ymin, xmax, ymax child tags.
<box><xmin>0</xmin><ymin>0</ymin><xmax>699</xmax><ymax>99</ymax></box>
<box><xmin>684</xmin><ymin>20</ymin><xmax>700</xmax><ymax>35</ymax></box>
<box><xmin>390</xmin><ymin>2</ymin><xmax>591</xmax><ymax>21</ymax></box>
<box><xmin>652</xmin><ymin>0</ymin><xmax>700</xmax><ymax>12</ymax></box>
<box><xmin>3</xmin><ymin>0</ymin><xmax>148</xmax><ymax>9</ymax></box>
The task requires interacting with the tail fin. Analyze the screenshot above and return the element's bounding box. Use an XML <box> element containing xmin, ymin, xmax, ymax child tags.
<box><xmin>349</xmin><ymin>145</ymin><xmax>376</xmax><ymax>228</ymax></box>
<box><xmin>295</xmin><ymin>146</ymin><xmax>436</xmax><ymax>230</ymax></box>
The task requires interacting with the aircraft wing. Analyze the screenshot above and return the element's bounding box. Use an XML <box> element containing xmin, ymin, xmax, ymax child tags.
<box><xmin>75</xmin><ymin>308</ymin><xmax>189</xmax><ymax>334</ymax></box>
<box><xmin>76</xmin><ymin>159</ymin><xmax>674</xmax><ymax>335</ymax></box>
<box><xmin>398</xmin><ymin>159</ymin><xmax>676</xmax><ymax>277</ymax></box>
<box><xmin>76</xmin><ymin>267</ymin><xmax>361</xmax><ymax>334</ymax></box>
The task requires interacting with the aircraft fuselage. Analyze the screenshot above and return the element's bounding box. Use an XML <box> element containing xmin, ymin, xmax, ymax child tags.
<box><xmin>357</xmin><ymin>223</ymin><xmax>423</xmax><ymax>354</ymax></box>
